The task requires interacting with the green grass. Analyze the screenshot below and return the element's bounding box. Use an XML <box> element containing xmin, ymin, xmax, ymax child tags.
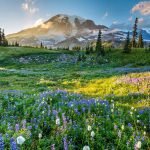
<box><xmin>0</xmin><ymin>46</ymin><xmax>150</xmax><ymax>108</ymax></box>
<box><xmin>0</xmin><ymin>46</ymin><xmax>150</xmax><ymax>149</ymax></box>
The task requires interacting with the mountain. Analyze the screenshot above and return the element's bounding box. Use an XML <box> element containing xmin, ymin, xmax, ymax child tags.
<box><xmin>7</xmin><ymin>14</ymin><xmax>107</xmax><ymax>47</ymax></box>
<box><xmin>7</xmin><ymin>14</ymin><xmax>150</xmax><ymax>48</ymax></box>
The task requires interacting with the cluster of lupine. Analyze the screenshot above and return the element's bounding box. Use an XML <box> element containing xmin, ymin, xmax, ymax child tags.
<box><xmin>11</xmin><ymin>54</ymin><xmax>57</xmax><ymax>64</ymax></box>
<box><xmin>0</xmin><ymin>90</ymin><xmax>149</xmax><ymax>149</ymax></box>
<box><xmin>52</xmin><ymin>54</ymin><xmax>78</xmax><ymax>64</ymax></box>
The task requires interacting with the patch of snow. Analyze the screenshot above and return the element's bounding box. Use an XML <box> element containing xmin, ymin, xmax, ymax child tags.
<box><xmin>57</xmin><ymin>14</ymin><xmax>86</xmax><ymax>27</ymax></box>
<box><xmin>102</xmin><ymin>29</ymin><xmax>119</xmax><ymax>35</ymax></box>
<box><xmin>77</xmin><ymin>37</ymin><xmax>85</xmax><ymax>42</ymax></box>
<box><xmin>143</xmin><ymin>28</ymin><xmax>150</xmax><ymax>34</ymax></box>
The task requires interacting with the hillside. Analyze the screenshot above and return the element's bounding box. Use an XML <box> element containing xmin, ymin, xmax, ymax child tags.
<box><xmin>0</xmin><ymin>46</ymin><xmax>150</xmax><ymax>149</ymax></box>
<box><xmin>6</xmin><ymin>14</ymin><xmax>150</xmax><ymax>49</ymax></box>
<box><xmin>6</xmin><ymin>14</ymin><xmax>107</xmax><ymax>47</ymax></box>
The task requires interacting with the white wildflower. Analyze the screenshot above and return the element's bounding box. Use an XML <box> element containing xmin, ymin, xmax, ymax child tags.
<box><xmin>91</xmin><ymin>131</ymin><xmax>95</xmax><ymax>137</ymax></box>
<box><xmin>38</xmin><ymin>133</ymin><xmax>42</xmax><ymax>139</ymax></box>
<box><xmin>83</xmin><ymin>145</ymin><xmax>90</xmax><ymax>150</ymax></box>
<box><xmin>87</xmin><ymin>125</ymin><xmax>92</xmax><ymax>131</ymax></box>
<box><xmin>56</xmin><ymin>118</ymin><xmax>60</xmax><ymax>125</ymax></box>
<box><xmin>17</xmin><ymin>136</ymin><xmax>26</xmax><ymax>145</ymax></box>
<box><xmin>135</xmin><ymin>141</ymin><xmax>141</xmax><ymax>149</ymax></box>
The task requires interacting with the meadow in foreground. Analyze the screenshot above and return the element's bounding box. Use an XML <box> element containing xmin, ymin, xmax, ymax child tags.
<box><xmin>0</xmin><ymin>47</ymin><xmax>150</xmax><ymax>149</ymax></box>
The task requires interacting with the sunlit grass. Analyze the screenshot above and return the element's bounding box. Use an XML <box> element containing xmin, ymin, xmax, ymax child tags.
<box><xmin>62</xmin><ymin>72</ymin><xmax>150</xmax><ymax>108</ymax></box>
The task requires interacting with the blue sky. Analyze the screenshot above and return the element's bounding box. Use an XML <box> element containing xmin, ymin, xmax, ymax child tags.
<box><xmin>0</xmin><ymin>0</ymin><xmax>150</xmax><ymax>34</ymax></box>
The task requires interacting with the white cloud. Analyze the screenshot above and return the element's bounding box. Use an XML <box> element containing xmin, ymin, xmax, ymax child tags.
<box><xmin>138</xmin><ymin>18</ymin><xmax>144</xmax><ymax>24</ymax></box>
<box><xmin>128</xmin><ymin>16</ymin><xmax>132</xmax><ymax>21</ymax></box>
<box><xmin>132</xmin><ymin>1</ymin><xmax>150</xmax><ymax>16</ymax></box>
<box><xmin>33</xmin><ymin>18</ymin><xmax>53</xmax><ymax>29</ymax></box>
<box><xmin>112</xmin><ymin>21</ymin><xmax>118</xmax><ymax>24</ymax></box>
<box><xmin>22</xmin><ymin>0</ymin><xmax>39</xmax><ymax>14</ymax></box>
<box><xmin>102</xmin><ymin>12</ymin><xmax>108</xmax><ymax>19</ymax></box>
<box><xmin>33</xmin><ymin>18</ymin><xmax>44</xmax><ymax>27</ymax></box>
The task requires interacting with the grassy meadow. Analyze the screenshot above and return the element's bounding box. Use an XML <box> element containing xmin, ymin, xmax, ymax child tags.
<box><xmin>0</xmin><ymin>46</ymin><xmax>150</xmax><ymax>149</ymax></box>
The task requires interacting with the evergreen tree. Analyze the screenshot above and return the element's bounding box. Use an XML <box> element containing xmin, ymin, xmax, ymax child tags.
<box><xmin>0</xmin><ymin>28</ymin><xmax>2</xmax><ymax>46</ymax></box>
<box><xmin>89</xmin><ymin>46</ymin><xmax>93</xmax><ymax>53</ymax></box>
<box><xmin>137</xmin><ymin>31</ymin><xmax>144</xmax><ymax>48</ymax></box>
<box><xmin>15</xmin><ymin>41</ymin><xmax>19</xmax><ymax>47</ymax></box>
<box><xmin>96</xmin><ymin>30</ymin><xmax>105</xmax><ymax>56</ymax></box>
<box><xmin>85</xmin><ymin>45</ymin><xmax>90</xmax><ymax>55</ymax></box>
<box><xmin>123</xmin><ymin>32</ymin><xmax>131</xmax><ymax>53</ymax></box>
<box><xmin>131</xmin><ymin>18</ymin><xmax>138</xmax><ymax>48</ymax></box>
<box><xmin>0</xmin><ymin>28</ymin><xmax>8</xmax><ymax>46</ymax></box>
<box><xmin>40</xmin><ymin>42</ymin><xmax>43</xmax><ymax>48</ymax></box>
<box><xmin>2</xmin><ymin>29</ymin><xmax>5</xmax><ymax>45</ymax></box>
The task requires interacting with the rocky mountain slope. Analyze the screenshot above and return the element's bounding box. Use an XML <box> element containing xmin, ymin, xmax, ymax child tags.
<box><xmin>7</xmin><ymin>14</ymin><xmax>150</xmax><ymax>48</ymax></box>
<box><xmin>7</xmin><ymin>14</ymin><xmax>107</xmax><ymax>47</ymax></box>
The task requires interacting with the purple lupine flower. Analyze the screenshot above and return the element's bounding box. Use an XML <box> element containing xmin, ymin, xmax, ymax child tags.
<box><xmin>139</xmin><ymin>110</ymin><xmax>144</xmax><ymax>115</ymax></box>
<box><xmin>82</xmin><ymin>107</ymin><xmax>86</xmax><ymax>112</ymax></box>
<box><xmin>15</xmin><ymin>124</ymin><xmax>19</xmax><ymax>132</ymax></box>
<box><xmin>35</xmin><ymin>124</ymin><xmax>38</xmax><ymax>129</ymax></box>
<box><xmin>48</xmin><ymin>106</ymin><xmax>50</xmax><ymax>116</ymax></box>
<box><xmin>0</xmin><ymin>134</ymin><xmax>5</xmax><ymax>150</ymax></box>
<box><xmin>10</xmin><ymin>138</ymin><xmax>18</xmax><ymax>150</ymax></box>
<box><xmin>114</xmin><ymin>124</ymin><xmax>118</xmax><ymax>130</ymax></box>
<box><xmin>126</xmin><ymin>141</ymin><xmax>130</xmax><ymax>147</ymax></box>
<box><xmin>22</xmin><ymin>120</ymin><xmax>26</xmax><ymax>129</ymax></box>
<box><xmin>5</xmin><ymin>133</ymin><xmax>9</xmax><ymax>138</ymax></box>
<box><xmin>8</xmin><ymin>123</ymin><xmax>13</xmax><ymax>131</ymax></box>
<box><xmin>62</xmin><ymin>113</ymin><xmax>67</xmax><ymax>129</ymax></box>
<box><xmin>51</xmin><ymin>144</ymin><xmax>55</xmax><ymax>150</ymax></box>
<box><xmin>52</xmin><ymin>110</ymin><xmax>58</xmax><ymax>117</ymax></box>
<box><xmin>63</xmin><ymin>137</ymin><xmax>68</xmax><ymax>150</ymax></box>
<box><xmin>33</xmin><ymin>118</ymin><xmax>37</xmax><ymax>123</ymax></box>
<box><xmin>27</xmin><ymin>126</ymin><xmax>32</xmax><ymax>130</ymax></box>
<box><xmin>128</xmin><ymin>123</ymin><xmax>132</xmax><ymax>128</ymax></box>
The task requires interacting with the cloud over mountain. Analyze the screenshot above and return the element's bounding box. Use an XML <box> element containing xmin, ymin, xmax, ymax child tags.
<box><xmin>132</xmin><ymin>1</ymin><xmax>150</xmax><ymax>16</ymax></box>
<box><xmin>22</xmin><ymin>0</ymin><xmax>39</xmax><ymax>14</ymax></box>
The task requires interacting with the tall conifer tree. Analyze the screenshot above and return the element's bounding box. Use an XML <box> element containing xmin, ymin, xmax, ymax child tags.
<box><xmin>0</xmin><ymin>28</ymin><xmax>2</xmax><ymax>46</ymax></box>
<box><xmin>137</xmin><ymin>31</ymin><xmax>144</xmax><ymax>48</ymax></box>
<box><xmin>131</xmin><ymin>18</ymin><xmax>138</xmax><ymax>48</ymax></box>
<box><xmin>96</xmin><ymin>30</ymin><xmax>105</xmax><ymax>56</ymax></box>
<box><xmin>123</xmin><ymin>32</ymin><xmax>131</xmax><ymax>53</ymax></box>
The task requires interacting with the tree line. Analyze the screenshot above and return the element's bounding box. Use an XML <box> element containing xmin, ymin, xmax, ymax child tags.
<box><xmin>0</xmin><ymin>28</ymin><xmax>8</xmax><ymax>46</ymax></box>
<box><xmin>86</xmin><ymin>17</ymin><xmax>146</xmax><ymax>57</ymax></box>
<box><xmin>124</xmin><ymin>18</ymin><xmax>144</xmax><ymax>53</ymax></box>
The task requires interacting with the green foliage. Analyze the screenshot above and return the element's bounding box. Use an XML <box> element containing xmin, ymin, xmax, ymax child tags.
<box><xmin>72</xmin><ymin>46</ymin><xmax>81</xmax><ymax>51</ymax></box>
<box><xmin>0</xmin><ymin>28</ymin><xmax>8</xmax><ymax>47</ymax></box>
<box><xmin>40</xmin><ymin>42</ymin><xmax>43</xmax><ymax>48</ymax></box>
<box><xmin>96</xmin><ymin>30</ymin><xmax>105</xmax><ymax>56</ymax></box>
<box><xmin>0</xmin><ymin>47</ymin><xmax>149</xmax><ymax>149</ymax></box>
<box><xmin>137</xmin><ymin>31</ymin><xmax>144</xmax><ymax>48</ymax></box>
<box><xmin>85</xmin><ymin>45</ymin><xmax>90</xmax><ymax>55</ymax></box>
<box><xmin>131</xmin><ymin>18</ymin><xmax>138</xmax><ymax>48</ymax></box>
<box><xmin>123</xmin><ymin>32</ymin><xmax>131</xmax><ymax>53</ymax></box>
<box><xmin>85</xmin><ymin>42</ymin><xmax>94</xmax><ymax>55</ymax></box>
